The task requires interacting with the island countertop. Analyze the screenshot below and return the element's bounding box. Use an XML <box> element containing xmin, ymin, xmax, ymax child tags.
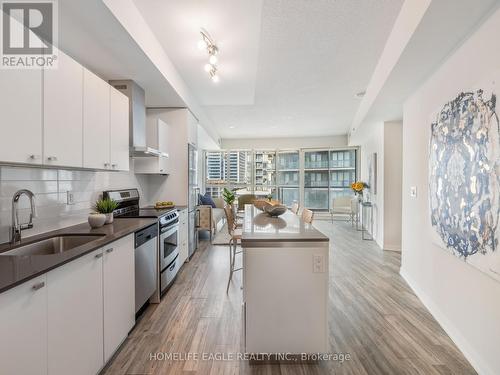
<box><xmin>241</xmin><ymin>205</ymin><xmax>328</xmax><ymax>244</ymax></box>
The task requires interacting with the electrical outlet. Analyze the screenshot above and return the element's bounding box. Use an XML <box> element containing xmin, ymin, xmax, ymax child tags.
<box><xmin>67</xmin><ymin>191</ymin><xmax>75</xmax><ymax>205</ymax></box>
<box><xmin>313</xmin><ymin>254</ymin><xmax>325</xmax><ymax>273</ymax></box>
<box><xmin>410</xmin><ymin>186</ymin><xmax>417</xmax><ymax>198</ymax></box>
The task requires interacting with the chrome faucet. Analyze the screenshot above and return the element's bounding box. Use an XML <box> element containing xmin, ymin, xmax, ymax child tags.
<box><xmin>10</xmin><ymin>189</ymin><xmax>36</xmax><ymax>244</ymax></box>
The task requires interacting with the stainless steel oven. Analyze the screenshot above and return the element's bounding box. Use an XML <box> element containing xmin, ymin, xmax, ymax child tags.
<box><xmin>159</xmin><ymin>211</ymin><xmax>180</xmax><ymax>294</ymax></box>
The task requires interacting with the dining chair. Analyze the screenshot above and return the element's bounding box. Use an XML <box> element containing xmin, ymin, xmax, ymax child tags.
<box><xmin>291</xmin><ymin>202</ymin><xmax>299</xmax><ymax>214</ymax></box>
<box><xmin>224</xmin><ymin>206</ymin><xmax>243</xmax><ymax>293</ymax></box>
<box><xmin>301</xmin><ymin>208</ymin><xmax>314</xmax><ymax>224</ymax></box>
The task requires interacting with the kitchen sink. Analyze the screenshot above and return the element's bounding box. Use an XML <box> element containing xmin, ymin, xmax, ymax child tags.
<box><xmin>0</xmin><ymin>234</ymin><xmax>106</xmax><ymax>256</ymax></box>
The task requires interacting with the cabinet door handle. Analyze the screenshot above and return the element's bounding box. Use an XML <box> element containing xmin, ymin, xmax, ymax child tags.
<box><xmin>29</xmin><ymin>154</ymin><xmax>39</xmax><ymax>160</ymax></box>
<box><xmin>105</xmin><ymin>248</ymin><xmax>114</xmax><ymax>253</ymax></box>
<box><xmin>111</xmin><ymin>164</ymin><xmax>117</xmax><ymax>169</ymax></box>
<box><xmin>32</xmin><ymin>281</ymin><xmax>45</xmax><ymax>291</ymax></box>
<box><xmin>47</xmin><ymin>156</ymin><xmax>58</xmax><ymax>161</ymax></box>
<box><xmin>95</xmin><ymin>253</ymin><xmax>103</xmax><ymax>259</ymax></box>
<box><xmin>104</xmin><ymin>163</ymin><xmax>110</xmax><ymax>168</ymax></box>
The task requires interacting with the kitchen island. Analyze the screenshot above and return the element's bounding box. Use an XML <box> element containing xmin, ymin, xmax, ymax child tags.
<box><xmin>241</xmin><ymin>205</ymin><xmax>329</xmax><ymax>354</ymax></box>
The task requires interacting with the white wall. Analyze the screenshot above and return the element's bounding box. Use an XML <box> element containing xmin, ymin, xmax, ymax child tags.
<box><xmin>401</xmin><ymin>7</ymin><xmax>500</xmax><ymax>375</ymax></box>
<box><xmin>351</xmin><ymin>120</ymin><xmax>402</xmax><ymax>251</ymax></box>
<box><xmin>0</xmin><ymin>164</ymin><xmax>149</xmax><ymax>243</ymax></box>
<box><xmin>383</xmin><ymin>121</ymin><xmax>402</xmax><ymax>251</ymax></box>
<box><xmin>221</xmin><ymin>135</ymin><xmax>348</xmax><ymax>150</ymax></box>
<box><xmin>358</xmin><ymin>122</ymin><xmax>385</xmax><ymax>248</ymax></box>
<box><xmin>145</xmin><ymin>109</ymin><xmax>189</xmax><ymax>206</ymax></box>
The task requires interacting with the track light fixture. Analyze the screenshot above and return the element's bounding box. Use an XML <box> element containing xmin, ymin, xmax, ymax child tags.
<box><xmin>199</xmin><ymin>28</ymin><xmax>219</xmax><ymax>83</ymax></box>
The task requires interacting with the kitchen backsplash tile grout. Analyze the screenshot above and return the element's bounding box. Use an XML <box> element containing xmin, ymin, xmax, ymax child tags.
<box><xmin>0</xmin><ymin>164</ymin><xmax>151</xmax><ymax>243</ymax></box>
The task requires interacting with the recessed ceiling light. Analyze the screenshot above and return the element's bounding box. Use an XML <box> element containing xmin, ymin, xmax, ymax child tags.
<box><xmin>355</xmin><ymin>91</ymin><xmax>366</xmax><ymax>98</ymax></box>
<box><xmin>229</xmin><ymin>125</ymin><xmax>235</xmax><ymax>129</ymax></box>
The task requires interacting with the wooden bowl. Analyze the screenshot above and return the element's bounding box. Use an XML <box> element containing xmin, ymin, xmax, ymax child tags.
<box><xmin>253</xmin><ymin>199</ymin><xmax>271</xmax><ymax>211</ymax></box>
<box><xmin>264</xmin><ymin>204</ymin><xmax>287</xmax><ymax>217</ymax></box>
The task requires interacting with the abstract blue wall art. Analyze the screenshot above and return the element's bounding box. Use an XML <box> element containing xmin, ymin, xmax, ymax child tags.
<box><xmin>429</xmin><ymin>88</ymin><xmax>500</xmax><ymax>281</ymax></box>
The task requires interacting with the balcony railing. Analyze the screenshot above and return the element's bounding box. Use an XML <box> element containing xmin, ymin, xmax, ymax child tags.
<box><xmin>330</xmin><ymin>160</ymin><xmax>355</xmax><ymax>168</ymax></box>
<box><xmin>304</xmin><ymin>160</ymin><xmax>329</xmax><ymax>169</ymax></box>
<box><xmin>304</xmin><ymin>180</ymin><xmax>329</xmax><ymax>187</ymax></box>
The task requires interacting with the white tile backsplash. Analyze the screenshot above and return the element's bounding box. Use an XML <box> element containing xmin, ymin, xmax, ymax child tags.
<box><xmin>0</xmin><ymin>164</ymin><xmax>151</xmax><ymax>243</ymax></box>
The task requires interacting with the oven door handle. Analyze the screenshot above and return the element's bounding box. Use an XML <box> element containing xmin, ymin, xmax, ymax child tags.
<box><xmin>160</xmin><ymin>223</ymin><xmax>179</xmax><ymax>234</ymax></box>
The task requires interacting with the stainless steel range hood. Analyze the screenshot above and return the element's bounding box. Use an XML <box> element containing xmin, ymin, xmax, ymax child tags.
<box><xmin>109</xmin><ymin>80</ymin><xmax>161</xmax><ymax>157</ymax></box>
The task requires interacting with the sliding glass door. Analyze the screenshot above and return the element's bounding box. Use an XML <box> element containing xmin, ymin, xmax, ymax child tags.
<box><xmin>277</xmin><ymin>151</ymin><xmax>299</xmax><ymax>206</ymax></box>
<box><xmin>304</xmin><ymin>151</ymin><xmax>330</xmax><ymax>211</ymax></box>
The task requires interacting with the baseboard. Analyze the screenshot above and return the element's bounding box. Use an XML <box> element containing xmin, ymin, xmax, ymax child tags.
<box><xmin>400</xmin><ymin>267</ymin><xmax>495</xmax><ymax>375</ymax></box>
<box><xmin>383</xmin><ymin>244</ymin><xmax>401</xmax><ymax>252</ymax></box>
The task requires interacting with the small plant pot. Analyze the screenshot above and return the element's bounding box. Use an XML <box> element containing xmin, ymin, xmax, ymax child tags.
<box><xmin>88</xmin><ymin>213</ymin><xmax>106</xmax><ymax>229</ymax></box>
<box><xmin>104</xmin><ymin>212</ymin><xmax>114</xmax><ymax>224</ymax></box>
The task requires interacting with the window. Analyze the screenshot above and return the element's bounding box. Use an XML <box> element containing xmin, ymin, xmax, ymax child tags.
<box><xmin>206</xmin><ymin>151</ymin><xmax>227</xmax><ymax>184</ymax></box>
<box><xmin>204</xmin><ymin>148</ymin><xmax>357</xmax><ymax>211</ymax></box>
<box><xmin>277</xmin><ymin>151</ymin><xmax>299</xmax><ymax>207</ymax></box>
<box><xmin>254</xmin><ymin>151</ymin><xmax>276</xmax><ymax>196</ymax></box>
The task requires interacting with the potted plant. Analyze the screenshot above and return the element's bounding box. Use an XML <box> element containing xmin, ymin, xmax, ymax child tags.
<box><xmin>93</xmin><ymin>197</ymin><xmax>118</xmax><ymax>224</ymax></box>
<box><xmin>222</xmin><ymin>187</ymin><xmax>236</xmax><ymax>207</ymax></box>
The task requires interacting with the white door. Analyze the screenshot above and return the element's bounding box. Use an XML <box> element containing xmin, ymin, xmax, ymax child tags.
<box><xmin>103</xmin><ymin>235</ymin><xmax>135</xmax><ymax>362</ymax></box>
<box><xmin>43</xmin><ymin>49</ymin><xmax>83</xmax><ymax>167</ymax></box>
<box><xmin>0</xmin><ymin>69</ymin><xmax>42</xmax><ymax>164</ymax></box>
<box><xmin>83</xmin><ymin>68</ymin><xmax>110</xmax><ymax>169</ymax></box>
<box><xmin>110</xmin><ymin>87</ymin><xmax>130</xmax><ymax>171</ymax></box>
<box><xmin>0</xmin><ymin>275</ymin><xmax>47</xmax><ymax>375</ymax></box>
<box><xmin>47</xmin><ymin>249</ymin><xmax>104</xmax><ymax>375</ymax></box>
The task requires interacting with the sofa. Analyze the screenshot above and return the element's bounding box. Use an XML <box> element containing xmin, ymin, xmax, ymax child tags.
<box><xmin>196</xmin><ymin>197</ymin><xmax>226</xmax><ymax>241</ymax></box>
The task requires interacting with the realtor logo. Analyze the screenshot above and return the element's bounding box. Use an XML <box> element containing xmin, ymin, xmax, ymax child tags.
<box><xmin>1</xmin><ymin>0</ymin><xmax>58</xmax><ymax>68</ymax></box>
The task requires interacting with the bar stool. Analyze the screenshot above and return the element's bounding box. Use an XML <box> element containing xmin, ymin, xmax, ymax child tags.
<box><xmin>224</xmin><ymin>206</ymin><xmax>243</xmax><ymax>293</ymax></box>
<box><xmin>301</xmin><ymin>208</ymin><xmax>314</xmax><ymax>224</ymax></box>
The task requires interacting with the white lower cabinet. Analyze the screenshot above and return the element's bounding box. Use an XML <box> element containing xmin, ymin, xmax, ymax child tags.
<box><xmin>0</xmin><ymin>234</ymin><xmax>136</xmax><ymax>375</ymax></box>
<box><xmin>47</xmin><ymin>249</ymin><xmax>104</xmax><ymax>375</ymax></box>
<box><xmin>0</xmin><ymin>275</ymin><xmax>48</xmax><ymax>375</ymax></box>
<box><xmin>103</xmin><ymin>235</ymin><xmax>135</xmax><ymax>362</ymax></box>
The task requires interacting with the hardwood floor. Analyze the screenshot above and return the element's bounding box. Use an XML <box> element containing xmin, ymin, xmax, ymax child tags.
<box><xmin>103</xmin><ymin>220</ymin><xmax>476</xmax><ymax>375</ymax></box>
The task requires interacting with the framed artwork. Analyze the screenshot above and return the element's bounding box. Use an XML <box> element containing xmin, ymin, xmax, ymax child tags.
<box><xmin>429</xmin><ymin>77</ymin><xmax>500</xmax><ymax>281</ymax></box>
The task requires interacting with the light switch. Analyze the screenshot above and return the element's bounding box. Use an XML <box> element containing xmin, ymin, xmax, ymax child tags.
<box><xmin>313</xmin><ymin>254</ymin><xmax>325</xmax><ymax>273</ymax></box>
<box><xmin>410</xmin><ymin>186</ymin><xmax>417</xmax><ymax>198</ymax></box>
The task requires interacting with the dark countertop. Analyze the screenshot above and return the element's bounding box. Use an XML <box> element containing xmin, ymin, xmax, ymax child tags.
<box><xmin>0</xmin><ymin>218</ymin><xmax>157</xmax><ymax>293</ymax></box>
<box><xmin>241</xmin><ymin>205</ymin><xmax>329</xmax><ymax>244</ymax></box>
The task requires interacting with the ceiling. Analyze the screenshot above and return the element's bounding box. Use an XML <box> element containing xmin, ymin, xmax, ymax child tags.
<box><xmin>352</xmin><ymin>0</ymin><xmax>500</xmax><ymax>135</ymax></box>
<box><xmin>134</xmin><ymin>0</ymin><xmax>404</xmax><ymax>139</ymax></box>
<box><xmin>133</xmin><ymin>0</ymin><xmax>262</xmax><ymax>106</ymax></box>
<box><xmin>57</xmin><ymin>0</ymin><xmax>185</xmax><ymax>107</ymax></box>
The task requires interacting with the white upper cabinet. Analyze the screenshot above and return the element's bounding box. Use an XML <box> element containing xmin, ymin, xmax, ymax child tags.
<box><xmin>0</xmin><ymin>49</ymin><xmax>129</xmax><ymax>170</ymax></box>
<box><xmin>110</xmin><ymin>87</ymin><xmax>130</xmax><ymax>171</ymax></box>
<box><xmin>103</xmin><ymin>234</ymin><xmax>135</xmax><ymax>362</ymax></box>
<box><xmin>83</xmin><ymin>68</ymin><xmax>111</xmax><ymax>170</ymax></box>
<box><xmin>47</xmin><ymin>249</ymin><xmax>104</xmax><ymax>375</ymax></box>
<box><xmin>0</xmin><ymin>275</ymin><xmax>47</xmax><ymax>375</ymax></box>
<box><xmin>43</xmin><ymin>49</ymin><xmax>83</xmax><ymax>168</ymax></box>
<box><xmin>0</xmin><ymin>68</ymin><xmax>42</xmax><ymax>165</ymax></box>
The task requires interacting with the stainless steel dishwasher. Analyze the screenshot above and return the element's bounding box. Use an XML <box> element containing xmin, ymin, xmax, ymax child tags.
<box><xmin>134</xmin><ymin>224</ymin><xmax>158</xmax><ymax>314</ymax></box>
